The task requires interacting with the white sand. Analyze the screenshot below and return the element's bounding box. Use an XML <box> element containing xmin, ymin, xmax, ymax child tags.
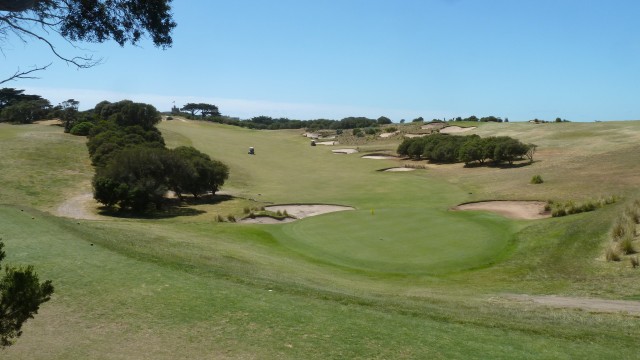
<box><xmin>265</xmin><ymin>204</ymin><xmax>354</xmax><ymax>219</ymax></box>
<box><xmin>404</xmin><ymin>133</ymin><xmax>428</xmax><ymax>138</ymax></box>
<box><xmin>332</xmin><ymin>148</ymin><xmax>358</xmax><ymax>154</ymax></box>
<box><xmin>362</xmin><ymin>155</ymin><xmax>397</xmax><ymax>160</ymax></box>
<box><xmin>452</xmin><ymin>201</ymin><xmax>550</xmax><ymax>220</ymax></box>
<box><xmin>384</xmin><ymin>167</ymin><xmax>416</xmax><ymax>172</ymax></box>
<box><xmin>439</xmin><ymin>126</ymin><xmax>477</xmax><ymax>134</ymax></box>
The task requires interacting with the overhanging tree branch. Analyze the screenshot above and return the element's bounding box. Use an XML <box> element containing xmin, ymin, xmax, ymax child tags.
<box><xmin>0</xmin><ymin>63</ymin><xmax>50</xmax><ymax>85</ymax></box>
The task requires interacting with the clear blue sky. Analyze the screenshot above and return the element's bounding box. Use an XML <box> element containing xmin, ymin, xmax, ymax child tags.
<box><xmin>4</xmin><ymin>0</ymin><xmax>640</xmax><ymax>121</ymax></box>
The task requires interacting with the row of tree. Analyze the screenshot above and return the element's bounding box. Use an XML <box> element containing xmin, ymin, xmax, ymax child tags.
<box><xmin>176</xmin><ymin>113</ymin><xmax>394</xmax><ymax>131</ymax></box>
<box><xmin>83</xmin><ymin>100</ymin><xmax>229</xmax><ymax>212</ymax></box>
<box><xmin>397</xmin><ymin>134</ymin><xmax>536</xmax><ymax>165</ymax></box>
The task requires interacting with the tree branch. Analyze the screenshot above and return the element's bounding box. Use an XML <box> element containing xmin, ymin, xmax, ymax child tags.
<box><xmin>0</xmin><ymin>63</ymin><xmax>50</xmax><ymax>85</ymax></box>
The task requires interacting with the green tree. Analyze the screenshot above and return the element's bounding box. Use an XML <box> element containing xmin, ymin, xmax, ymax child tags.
<box><xmin>169</xmin><ymin>147</ymin><xmax>229</xmax><ymax>198</ymax></box>
<box><xmin>0</xmin><ymin>239</ymin><xmax>54</xmax><ymax>347</ymax></box>
<box><xmin>93</xmin><ymin>146</ymin><xmax>170</xmax><ymax>211</ymax></box>
<box><xmin>60</xmin><ymin>99</ymin><xmax>80</xmax><ymax>132</ymax></box>
<box><xmin>377</xmin><ymin>116</ymin><xmax>392</xmax><ymax>125</ymax></box>
<box><xmin>180</xmin><ymin>103</ymin><xmax>220</xmax><ymax>119</ymax></box>
<box><xmin>0</xmin><ymin>98</ymin><xmax>51</xmax><ymax>123</ymax></box>
<box><xmin>1</xmin><ymin>0</ymin><xmax>176</xmax><ymax>84</ymax></box>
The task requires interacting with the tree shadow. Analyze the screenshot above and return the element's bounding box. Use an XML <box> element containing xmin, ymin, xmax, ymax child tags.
<box><xmin>97</xmin><ymin>194</ymin><xmax>235</xmax><ymax>219</ymax></box>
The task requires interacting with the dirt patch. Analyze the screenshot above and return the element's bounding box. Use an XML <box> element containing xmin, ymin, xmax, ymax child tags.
<box><xmin>452</xmin><ymin>201</ymin><xmax>550</xmax><ymax>220</ymax></box>
<box><xmin>332</xmin><ymin>148</ymin><xmax>358</xmax><ymax>154</ymax></box>
<box><xmin>504</xmin><ymin>294</ymin><xmax>640</xmax><ymax>315</ymax></box>
<box><xmin>55</xmin><ymin>193</ymin><xmax>102</xmax><ymax>220</ymax></box>
<box><xmin>265</xmin><ymin>204</ymin><xmax>354</xmax><ymax>219</ymax></box>
<box><xmin>315</xmin><ymin>141</ymin><xmax>337</xmax><ymax>145</ymax></box>
<box><xmin>439</xmin><ymin>126</ymin><xmax>477</xmax><ymax>134</ymax></box>
<box><xmin>383</xmin><ymin>167</ymin><xmax>416</xmax><ymax>172</ymax></box>
<box><xmin>35</xmin><ymin>119</ymin><xmax>62</xmax><ymax>126</ymax></box>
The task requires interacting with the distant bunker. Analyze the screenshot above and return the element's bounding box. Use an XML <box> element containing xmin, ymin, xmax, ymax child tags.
<box><xmin>332</xmin><ymin>148</ymin><xmax>358</xmax><ymax>154</ymax></box>
<box><xmin>439</xmin><ymin>126</ymin><xmax>477</xmax><ymax>134</ymax></box>
<box><xmin>382</xmin><ymin>167</ymin><xmax>416</xmax><ymax>172</ymax></box>
<box><xmin>239</xmin><ymin>204</ymin><xmax>355</xmax><ymax>224</ymax></box>
<box><xmin>361</xmin><ymin>154</ymin><xmax>398</xmax><ymax>160</ymax></box>
<box><xmin>452</xmin><ymin>201</ymin><xmax>550</xmax><ymax>220</ymax></box>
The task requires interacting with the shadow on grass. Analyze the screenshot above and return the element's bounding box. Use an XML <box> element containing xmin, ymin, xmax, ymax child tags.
<box><xmin>98</xmin><ymin>194</ymin><xmax>234</xmax><ymax>219</ymax></box>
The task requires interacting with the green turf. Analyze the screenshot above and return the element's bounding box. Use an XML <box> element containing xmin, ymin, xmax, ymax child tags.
<box><xmin>2</xmin><ymin>119</ymin><xmax>640</xmax><ymax>358</ymax></box>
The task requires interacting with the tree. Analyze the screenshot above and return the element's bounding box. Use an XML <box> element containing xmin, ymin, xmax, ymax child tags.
<box><xmin>1</xmin><ymin>0</ymin><xmax>176</xmax><ymax>83</ymax></box>
<box><xmin>180</xmin><ymin>103</ymin><xmax>220</xmax><ymax>119</ymax></box>
<box><xmin>0</xmin><ymin>239</ymin><xmax>54</xmax><ymax>347</ymax></box>
<box><xmin>377</xmin><ymin>116</ymin><xmax>392</xmax><ymax>125</ymax></box>
<box><xmin>0</xmin><ymin>97</ymin><xmax>51</xmax><ymax>123</ymax></box>
<box><xmin>60</xmin><ymin>99</ymin><xmax>79</xmax><ymax>132</ymax></box>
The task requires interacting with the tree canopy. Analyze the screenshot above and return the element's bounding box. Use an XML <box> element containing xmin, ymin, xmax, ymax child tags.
<box><xmin>0</xmin><ymin>239</ymin><xmax>54</xmax><ymax>347</ymax></box>
<box><xmin>1</xmin><ymin>0</ymin><xmax>176</xmax><ymax>83</ymax></box>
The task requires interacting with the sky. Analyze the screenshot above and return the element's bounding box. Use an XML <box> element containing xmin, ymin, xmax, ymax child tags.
<box><xmin>3</xmin><ymin>0</ymin><xmax>640</xmax><ymax>121</ymax></box>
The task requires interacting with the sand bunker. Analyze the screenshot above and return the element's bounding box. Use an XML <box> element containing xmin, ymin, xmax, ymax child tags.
<box><xmin>265</xmin><ymin>204</ymin><xmax>354</xmax><ymax>219</ymax></box>
<box><xmin>421</xmin><ymin>123</ymin><xmax>447</xmax><ymax>130</ymax></box>
<box><xmin>439</xmin><ymin>126</ymin><xmax>477</xmax><ymax>134</ymax></box>
<box><xmin>383</xmin><ymin>167</ymin><xmax>416</xmax><ymax>172</ymax></box>
<box><xmin>362</xmin><ymin>155</ymin><xmax>397</xmax><ymax>160</ymax></box>
<box><xmin>379</xmin><ymin>131</ymin><xmax>399</xmax><ymax>138</ymax></box>
<box><xmin>239</xmin><ymin>216</ymin><xmax>295</xmax><ymax>224</ymax></box>
<box><xmin>332</xmin><ymin>148</ymin><xmax>358</xmax><ymax>154</ymax></box>
<box><xmin>404</xmin><ymin>133</ymin><xmax>428</xmax><ymax>138</ymax></box>
<box><xmin>452</xmin><ymin>201</ymin><xmax>550</xmax><ymax>220</ymax></box>
<box><xmin>315</xmin><ymin>141</ymin><xmax>337</xmax><ymax>145</ymax></box>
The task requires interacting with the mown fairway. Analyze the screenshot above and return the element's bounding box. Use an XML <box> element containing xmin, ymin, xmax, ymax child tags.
<box><xmin>2</xmin><ymin>120</ymin><xmax>640</xmax><ymax>358</ymax></box>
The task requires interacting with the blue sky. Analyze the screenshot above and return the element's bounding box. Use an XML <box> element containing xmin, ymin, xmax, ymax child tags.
<box><xmin>3</xmin><ymin>0</ymin><xmax>640</xmax><ymax>121</ymax></box>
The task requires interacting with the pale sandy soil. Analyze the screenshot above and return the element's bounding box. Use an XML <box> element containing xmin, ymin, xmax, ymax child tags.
<box><xmin>362</xmin><ymin>155</ymin><xmax>397</xmax><ymax>160</ymax></box>
<box><xmin>332</xmin><ymin>148</ymin><xmax>358</xmax><ymax>154</ymax></box>
<box><xmin>384</xmin><ymin>167</ymin><xmax>416</xmax><ymax>172</ymax></box>
<box><xmin>315</xmin><ymin>141</ymin><xmax>337</xmax><ymax>145</ymax></box>
<box><xmin>379</xmin><ymin>131</ymin><xmax>399</xmax><ymax>138</ymax></box>
<box><xmin>265</xmin><ymin>204</ymin><xmax>354</xmax><ymax>219</ymax></box>
<box><xmin>439</xmin><ymin>126</ymin><xmax>477</xmax><ymax>134</ymax></box>
<box><xmin>303</xmin><ymin>132</ymin><xmax>320</xmax><ymax>138</ymax></box>
<box><xmin>502</xmin><ymin>294</ymin><xmax>640</xmax><ymax>315</ymax></box>
<box><xmin>55</xmin><ymin>193</ymin><xmax>102</xmax><ymax>220</ymax></box>
<box><xmin>238</xmin><ymin>217</ymin><xmax>296</xmax><ymax>224</ymax></box>
<box><xmin>421</xmin><ymin>123</ymin><xmax>447</xmax><ymax>130</ymax></box>
<box><xmin>452</xmin><ymin>201</ymin><xmax>550</xmax><ymax>220</ymax></box>
<box><xmin>404</xmin><ymin>133</ymin><xmax>428</xmax><ymax>138</ymax></box>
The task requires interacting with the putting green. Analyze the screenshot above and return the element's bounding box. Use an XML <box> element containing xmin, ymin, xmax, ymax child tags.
<box><xmin>272</xmin><ymin>208</ymin><xmax>514</xmax><ymax>275</ymax></box>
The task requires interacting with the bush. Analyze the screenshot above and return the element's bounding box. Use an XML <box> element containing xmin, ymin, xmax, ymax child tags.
<box><xmin>226</xmin><ymin>214</ymin><xmax>236</xmax><ymax>222</ymax></box>
<box><xmin>631</xmin><ymin>256</ymin><xmax>639</xmax><ymax>268</ymax></box>
<box><xmin>69</xmin><ymin>121</ymin><xmax>94</xmax><ymax>136</ymax></box>
<box><xmin>385</xmin><ymin>126</ymin><xmax>397</xmax><ymax>133</ymax></box>
<box><xmin>530</xmin><ymin>175</ymin><xmax>544</xmax><ymax>184</ymax></box>
<box><xmin>216</xmin><ymin>214</ymin><xmax>224</xmax><ymax>222</ymax></box>
<box><xmin>620</xmin><ymin>234</ymin><xmax>636</xmax><ymax>255</ymax></box>
<box><xmin>606</xmin><ymin>245</ymin><xmax>622</xmax><ymax>262</ymax></box>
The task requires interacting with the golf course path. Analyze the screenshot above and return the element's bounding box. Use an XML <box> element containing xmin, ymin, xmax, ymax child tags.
<box><xmin>505</xmin><ymin>294</ymin><xmax>640</xmax><ymax>315</ymax></box>
<box><xmin>56</xmin><ymin>192</ymin><xmax>102</xmax><ymax>220</ymax></box>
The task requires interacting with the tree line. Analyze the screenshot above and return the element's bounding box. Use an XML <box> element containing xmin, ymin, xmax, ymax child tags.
<box><xmin>397</xmin><ymin>134</ymin><xmax>536</xmax><ymax>166</ymax></box>
<box><xmin>82</xmin><ymin>100</ymin><xmax>229</xmax><ymax>212</ymax></box>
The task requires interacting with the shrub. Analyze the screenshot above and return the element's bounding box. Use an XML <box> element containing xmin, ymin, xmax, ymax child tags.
<box><xmin>385</xmin><ymin>126</ymin><xmax>398</xmax><ymax>133</ymax></box>
<box><xmin>620</xmin><ymin>234</ymin><xmax>636</xmax><ymax>255</ymax></box>
<box><xmin>283</xmin><ymin>210</ymin><xmax>289</xmax><ymax>217</ymax></box>
<box><xmin>216</xmin><ymin>214</ymin><xmax>224</xmax><ymax>222</ymax></box>
<box><xmin>243</xmin><ymin>207</ymin><xmax>250</xmax><ymax>214</ymax></box>
<box><xmin>631</xmin><ymin>256</ymin><xmax>639</xmax><ymax>268</ymax></box>
<box><xmin>70</xmin><ymin>121</ymin><xmax>94</xmax><ymax>136</ymax></box>
<box><xmin>530</xmin><ymin>175</ymin><xmax>544</xmax><ymax>184</ymax></box>
<box><xmin>552</xmin><ymin>208</ymin><xmax>566</xmax><ymax>217</ymax></box>
<box><xmin>227</xmin><ymin>214</ymin><xmax>236</xmax><ymax>222</ymax></box>
<box><xmin>248</xmin><ymin>212</ymin><xmax>256</xmax><ymax>219</ymax></box>
<box><xmin>606</xmin><ymin>245</ymin><xmax>622</xmax><ymax>262</ymax></box>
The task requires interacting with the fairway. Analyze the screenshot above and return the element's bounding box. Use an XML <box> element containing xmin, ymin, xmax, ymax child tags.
<box><xmin>3</xmin><ymin>119</ymin><xmax>640</xmax><ymax>359</ymax></box>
